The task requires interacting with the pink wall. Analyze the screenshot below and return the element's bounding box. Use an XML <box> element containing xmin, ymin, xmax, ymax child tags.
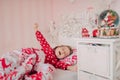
<box><xmin>0</xmin><ymin>0</ymin><xmax>53</xmax><ymax>55</ymax></box>
<box><xmin>0</xmin><ymin>0</ymin><xmax>120</xmax><ymax>55</ymax></box>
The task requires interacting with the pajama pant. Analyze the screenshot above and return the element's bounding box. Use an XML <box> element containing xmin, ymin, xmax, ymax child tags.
<box><xmin>0</xmin><ymin>48</ymin><xmax>55</xmax><ymax>80</ymax></box>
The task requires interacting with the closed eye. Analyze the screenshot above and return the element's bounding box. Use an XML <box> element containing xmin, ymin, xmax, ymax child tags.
<box><xmin>59</xmin><ymin>51</ymin><xmax>61</xmax><ymax>55</ymax></box>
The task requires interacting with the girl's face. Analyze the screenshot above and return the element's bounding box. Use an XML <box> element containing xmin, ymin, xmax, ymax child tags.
<box><xmin>55</xmin><ymin>46</ymin><xmax>71</xmax><ymax>59</ymax></box>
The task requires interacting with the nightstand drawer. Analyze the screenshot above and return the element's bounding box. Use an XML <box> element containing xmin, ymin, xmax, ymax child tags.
<box><xmin>77</xmin><ymin>43</ymin><xmax>110</xmax><ymax>77</ymax></box>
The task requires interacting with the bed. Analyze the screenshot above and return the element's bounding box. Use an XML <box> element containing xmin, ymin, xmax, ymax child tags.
<box><xmin>0</xmin><ymin>28</ymin><xmax>77</xmax><ymax>80</ymax></box>
<box><xmin>0</xmin><ymin>34</ymin><xmax>77</xmax><ymax>80</ymax></box>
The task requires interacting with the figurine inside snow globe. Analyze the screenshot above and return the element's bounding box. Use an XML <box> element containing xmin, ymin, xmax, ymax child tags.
<box><xmin>98</xmin><ymin>9</ymin><xmax>120</xmax><ymax>38</ymax></box>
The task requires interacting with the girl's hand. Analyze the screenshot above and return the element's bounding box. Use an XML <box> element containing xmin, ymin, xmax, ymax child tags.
<box><xmin>67</xmin><ymin>64</ymin><xmax>77</xmax><ymax>72</ymax></box>
<box><xmin>34</xmin><ymin>23</ymin><xmax>39</xmax><ymax>31</ymax></box>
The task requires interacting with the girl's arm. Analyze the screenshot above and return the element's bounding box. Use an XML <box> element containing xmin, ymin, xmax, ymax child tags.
<box><xmin>35</xmin><ymin>30</ymin><xmax>54</xmax><ymax>54</ymax></box>
<box><xmin>67</xmin><ymin>64</ymin><xmax>77</xmax><ymax>72</ymax></box>
<box><xmin>34</xmin><ymin>23</ymin><xmax>54</xmax><ymax>55</ymax></box>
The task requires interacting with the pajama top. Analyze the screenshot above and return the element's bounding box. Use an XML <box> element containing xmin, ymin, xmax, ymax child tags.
<box><xmin>35</xmin><ymin>30</ymin><xmax>70</xmax><ymax>70</ymax></box>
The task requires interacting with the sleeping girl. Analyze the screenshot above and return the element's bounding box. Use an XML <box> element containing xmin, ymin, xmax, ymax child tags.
<box><xmin>0</xmin><ymin>24</ymin><xmax>77</xmax><ymax>80</ymax></box>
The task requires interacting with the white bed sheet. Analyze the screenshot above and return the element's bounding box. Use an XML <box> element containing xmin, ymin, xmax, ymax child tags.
<box><xmin>53</xmin><ymin>69</ymin><xmax>77</xmax><ymax>80</ymax></box>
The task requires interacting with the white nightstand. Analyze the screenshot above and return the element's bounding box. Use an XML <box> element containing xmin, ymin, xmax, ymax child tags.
<box><xmin>76</xmin><ymin>38</ymin><xmax>120</xmax><ymax>80</ymax></box>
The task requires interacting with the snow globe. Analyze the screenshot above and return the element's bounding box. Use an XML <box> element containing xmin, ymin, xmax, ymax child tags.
<box><xmin>98</xmin><ymin>9</ymin><xmax>120</xmax><ymax>38</ymax></box>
